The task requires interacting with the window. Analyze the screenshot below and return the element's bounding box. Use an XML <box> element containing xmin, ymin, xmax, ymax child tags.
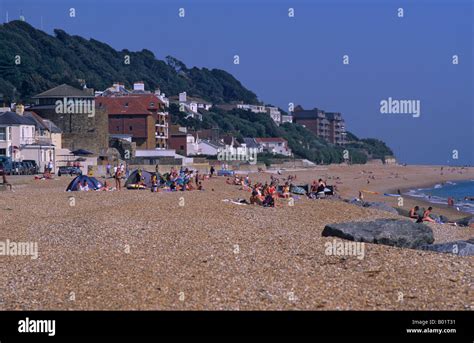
<box><xmin>129</xmin><ymin>126</ymin><xmax>133</xmax><ymax>131</ymax></box>
<box><xmin>0</xmin><ymin>127</ymin><xmax>6</xmax><ymax>141</ymax></box>
<box><xmin>125</xmin><ymin>103</ymin><xmax>129</xmax><ymax>107</ymax></box>
<box><xmin>0</xmin><ymin>148</ymin><xmax>6</xmax><ymax>156</ymax></box>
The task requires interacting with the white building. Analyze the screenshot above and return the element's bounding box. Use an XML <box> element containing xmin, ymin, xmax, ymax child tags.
<box><xmin>236</xmin><ymin>103</ymin><xmax>266</xmax><ymax>113</ymax></box>
<box><xmin>281</xmin><ymin>114</ymin><xmax>293</xmax><ymax>124</ymax></box>
<box><xmin>255</xmin><ymin>138</ymin><xmax>292</xmax><ymax>156</ymax></box>
<box><xmin>176</xmin><ymin>92</ymin><xmax>212</xmax><ymax>120</ymax></box>
<box><xmin>0</xmin><ymin>107</ymin><xmax>58</xmax><ymax>171</ymax></box>
<box><xmin>266</xmin><ymin>106</ymin><xmax>282</xmax><ymax>124</ymax></box>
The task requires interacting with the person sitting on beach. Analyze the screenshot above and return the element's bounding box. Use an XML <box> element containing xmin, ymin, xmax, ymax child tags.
<box><xmin>79</xmin><ymin>180</ymin><xmax>89</xmax><ymax>192</ymax></box>
<box><xmin>250</xmin><ymin>187</ymin><xmax>263</xmax><ymax>205</ymax></box>
<box><xmin>422</xmin><ymin>207</ymin><xmax>436</xmax><ymax>223</ymax></box>
<box><xmin>310</xmin><ymin>180</ymin><xmax>318</xmax><ymax>193</ymax></box>
<box><xmin>170</xmin><ymin>181</ymin><xmax>177</xmax><ymax>191</ymax></box>
<box><xmin>317</xmin><ymin>179</ymin><xmax>326</xmax><ymax>192</ymax></box>
<box><xmin>197</xmin><ymin>181</ymin><xmax>203</xmax><ymax>191</ymax></box>
<box><xmin>282</xmin><ymin>183</ymin><xmax>290</xmax><ymax>199</ymax></box>
<box><xmin>262</xmin><ymin>193</ymin><xmax>275</xmax><ymax>207</ymax></box>
<box><xmin>409</xmin><ymin>206</ymin><xmax>420</xmax><ymax>219</ymax></box>
<box><xmin>151</xmin><ymin>175</ymin><xmax>158</xmax><ymax>193</ymax></box>
<box><xmin>226</xmin><ymin>178</ymin><xmax>233</xmax><ymax>185</ymax></box>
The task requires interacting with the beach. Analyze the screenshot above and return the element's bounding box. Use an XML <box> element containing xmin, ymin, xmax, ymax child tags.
<box><xmin>0</xmin><ymin>164</ymin><xmax>473</xmax><ymax>310</ymax></box>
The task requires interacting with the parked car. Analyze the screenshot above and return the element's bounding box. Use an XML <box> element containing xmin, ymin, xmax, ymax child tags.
<box><xmin>22</xmin><ymin>160</ymin><xmax>39</xmax><ymax>174</ymax></box>
<box><xmin>58</xmin><ymin>166</ymin><xmax>82</xmax><ymax>176</ymax></box>
<box><xmin>12</xmin><ymin>162</ymin><xmax>26</xmax><ymax>175</ymax></box>
<box><xmin>21</xmin><ymin>161</ymin><xmax>35</xmax><ymax>175</ymax></box>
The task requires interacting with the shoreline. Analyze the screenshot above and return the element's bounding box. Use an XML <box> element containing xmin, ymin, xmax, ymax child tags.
<box><xmin>389</xmin><ymin>179</ymin><xmax>474</xmax><ymax>219</ymax></box>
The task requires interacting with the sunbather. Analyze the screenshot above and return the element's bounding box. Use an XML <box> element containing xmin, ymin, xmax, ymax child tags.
<box><xmin>423</xmin><ymin>207</ymin><xmax>436</xmax><ymax>223</ymax></box>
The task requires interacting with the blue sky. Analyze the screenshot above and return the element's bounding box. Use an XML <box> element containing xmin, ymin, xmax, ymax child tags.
<box><xmin>1</xmin><ymin>0</ymin><xmax>473</xmax><ymax>165</ymax></box>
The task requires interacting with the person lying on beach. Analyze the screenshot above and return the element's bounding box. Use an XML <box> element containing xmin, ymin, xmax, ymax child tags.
<box><xmin>422</xmin><ymin>207</ymin><xmax>436</xmax><ymax>223</ymax></box>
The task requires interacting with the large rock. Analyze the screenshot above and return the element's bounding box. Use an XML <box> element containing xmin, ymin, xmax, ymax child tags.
<box><xmin>420</xmin><ymin>240</ymin><xmax>474</xmax><ymax>256</ymax></box>
<box><xmin>322</xmin><ymin>219</ymin><xmax>434</xmax><ymax>249</ymax></box>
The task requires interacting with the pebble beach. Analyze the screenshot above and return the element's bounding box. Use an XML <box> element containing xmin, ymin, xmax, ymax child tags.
<box><xmin>1</xmin><ymin>164</ymin><xmax>473</xmax><ymax>310</ymax></box>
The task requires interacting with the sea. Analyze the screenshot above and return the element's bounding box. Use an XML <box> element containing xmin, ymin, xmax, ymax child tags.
<box><xmin>405</xmin><ymin>180</ymin><xmax>474</xmax><ymax>214</ymax></box>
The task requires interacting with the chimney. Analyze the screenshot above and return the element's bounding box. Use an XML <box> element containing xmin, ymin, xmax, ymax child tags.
<box><xmin>133</xmin><ymin>81</ymin><xmax>145</xmax><ymax>92</ymax></box>
<box><xmin>155</xmin><ymin>88</ymin><xmax>161</xmax><ymax>96</ymax></box>
<box><xmin>113</xmin><ymin>82</ymin><xmax>120</xmax><ymax>92</ymax></box>
<box><xmin>179</xmin><ymin>92</ymin><xmax>187</xmax><ymax>102</ymax></box>
<box><xmin>16</xmin><ymin>104</ymin><xmax>25</xmax><ymax>116</ymax></box>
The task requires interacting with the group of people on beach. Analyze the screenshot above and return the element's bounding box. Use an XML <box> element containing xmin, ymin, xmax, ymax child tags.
<box><xmin>224</xmin><ymin>173</ymin><xmax>334</xmax><ymax>207</ymax></box>
<box><xmin>409</xmin><ymin>206</ymin><xmax>437</xmax><ymax>223</ymax></box>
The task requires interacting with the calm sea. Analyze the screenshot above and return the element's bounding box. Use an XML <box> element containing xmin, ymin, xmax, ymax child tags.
<box><xmin>405</xmin><ymin>180</ymin><xmax>474</xmax><ymax>214</ymax></box>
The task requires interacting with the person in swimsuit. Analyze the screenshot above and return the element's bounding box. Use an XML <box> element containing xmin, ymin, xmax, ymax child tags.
<box><xmin>409</xmin><ymin>206</ymin><xmax>420</xmax><ymax>219</ymax></box>
<box><xmin>422</xmin><ymin>207</ymin><xmax>436</xmax><ymax>223</ymax></box>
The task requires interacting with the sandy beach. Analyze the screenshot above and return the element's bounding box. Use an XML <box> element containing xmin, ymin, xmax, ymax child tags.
<box><xmin>0</xmin><ymin>164</ymin><xmax>473</xmax><ymax>310</ymax></box>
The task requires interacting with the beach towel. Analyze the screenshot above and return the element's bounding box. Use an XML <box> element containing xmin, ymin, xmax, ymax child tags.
<box><xmin>361</xmin><ymin>190</ymin><xmax>379</xmax><ymax>195</ymax></box>
<box><xmin>383</xmin><ymin>193</ymin><xmax>400</xmax><ymax>197</ymax></box>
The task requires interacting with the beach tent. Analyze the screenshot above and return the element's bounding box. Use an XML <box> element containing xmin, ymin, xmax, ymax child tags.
<box><xmin>125</xmin><ymin>169</ymin><xmax>155</xmax><ymax>189</ymax></box>
<box><xmin>66</xmin><ymin>175</ymin><xmax>103</xmax><ymax>191</ymax></box>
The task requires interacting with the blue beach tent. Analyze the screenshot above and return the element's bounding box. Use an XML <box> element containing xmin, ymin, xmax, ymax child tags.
<box><xmin>66</xmin><ymin>175</ymin><xmax>103</xmax><ymax>191</ymax></box>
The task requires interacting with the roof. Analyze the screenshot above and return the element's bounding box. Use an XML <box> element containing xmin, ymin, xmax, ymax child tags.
<box><xmin>98</xmin><ymin>94</ymin><xmax>163</xmax><ymax>115</ymax></box>
<box><xmin>33</xmin><ymin>84</ymin><xmax>94</xmax><ymax>99</ymax></box>
<box><xmin>23</xmin><ymin>111</ymin><xmax>62</xmax><ymax>133</ymax></box>
<box><xmin>255</xmin><ymin>137</ymin><xmax>287</xmax><ymax>143</ymax></box>
<box><xmin>42</xmin><ymin>119</ymin><xmax>62</xmax><ymax>133</ymax></box>
<box><xmin>199</xmin><ymin>139</ymin><xmax>223</xmax><ymax>149</ymax></box>
<box><xmin>243</xmin><ymin>137</ymin><xmax>260</xmax><ymax>149</ymax></box>
<box><xmin>0</xmin><ymin>111</ymin><xmax>36</xmax><ymax>126</ymax></box>
<box><xmin>293</xmin><ymin>110</ymin><xmax>319</xmax><ymax>120</ymax></box>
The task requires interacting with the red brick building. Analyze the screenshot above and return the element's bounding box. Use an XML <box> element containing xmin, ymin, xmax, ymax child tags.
<box><xmin>98</xmin><ymin>94</ymin><xmax>168</xmax><ymax>149</ymax></box>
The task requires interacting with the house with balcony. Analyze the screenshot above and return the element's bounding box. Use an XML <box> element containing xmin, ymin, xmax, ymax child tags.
<box><xmin>98</xmin><ymin>84</ymin><xmax>169</xmax><ymax>149</ymax></box>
